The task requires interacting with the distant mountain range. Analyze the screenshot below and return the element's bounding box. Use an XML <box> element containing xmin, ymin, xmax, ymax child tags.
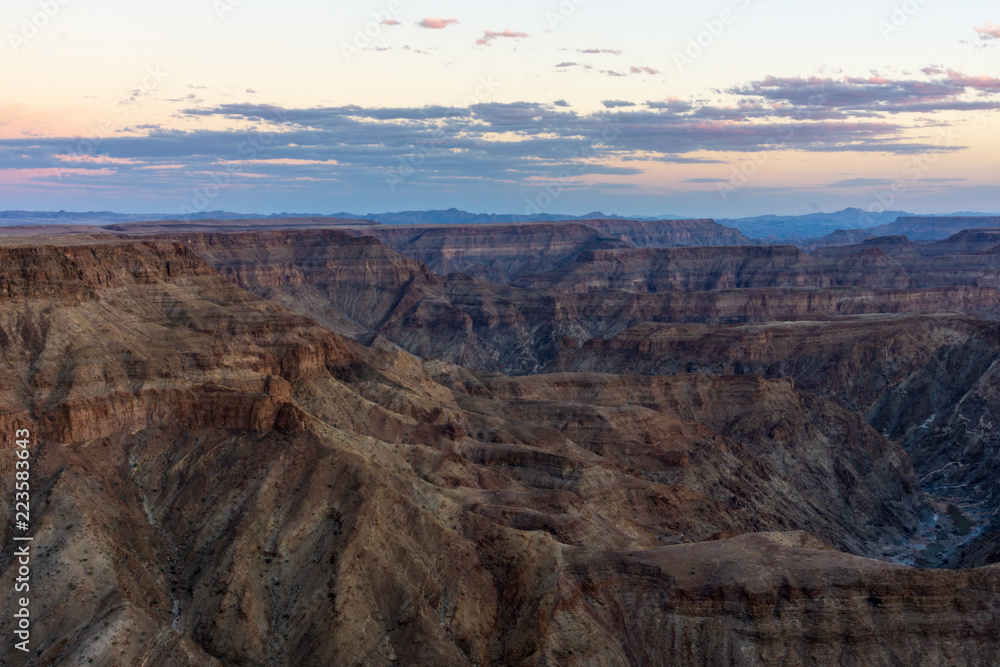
<box><xmin>326</xmin><ymin>208</ymin><xmax>689</xmax><ymax>225</ymax></box>
<box><xmin>1</xmin><ymin>207</ymin><xmax>998</xmax><ymax>242</ymax></box>
<box><xmin>0</xmin><ymin>208</ymin><xmax>687</xmax><ymax>227</ymax></box>
<box><xmin>718</xmin><ymin>208</ymin><xmax>910</xmax><ymax>241</ymax></box>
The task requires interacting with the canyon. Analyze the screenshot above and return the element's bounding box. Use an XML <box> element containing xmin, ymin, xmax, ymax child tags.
<box><xmin>0</xmin><ymin>217</ymin><xmax>998</xmax><ymax>665</ymax></box>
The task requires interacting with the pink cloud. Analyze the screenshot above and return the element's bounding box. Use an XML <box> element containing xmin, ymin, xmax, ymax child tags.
<box><xmin>381</xmin><ymin>19</ymin><xmax>400</xmax><ymax>26</ymax></box>
<box><xmin>53</xmin><ymin>154</ymin><xmax>138</xmax><ymax>165</ymax></box>
<box><xmin>0</xmin><ymin>167</ymin><xmax>115</xmax><ymax>185</ymax></box>
<box><xmin>630</xmin><ymin>66</ymin><xmax>660</xmax><ymax>75</ymax></box>
<box><xmin>477</xmin><ymin>29</ymin><xmax>528</xmax><ymax>45</ymax></box>
<box><xmin>418</xmin><ymin>17</ymin><xmax>458</xmax><ymax>29</ymax></box>
<box><xmin>945</xmin><ymin>69</ymin><xmax>1000</xmax><ymax>90</ymax></box>
<box><xmin>975</xmin><ymin>22</ymin><xmax>1000</xmax><ymax>39</ymax></box>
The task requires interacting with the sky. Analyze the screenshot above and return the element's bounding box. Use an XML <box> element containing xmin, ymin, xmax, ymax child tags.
<box><xmin>1</xmin><ymin>0</ymin><xmax>999</xmax><ymax>218</ymax></box>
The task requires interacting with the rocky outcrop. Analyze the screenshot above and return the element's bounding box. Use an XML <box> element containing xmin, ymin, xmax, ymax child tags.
<box><xmin>555</xmin><ymin>532</ymin><xmax>1000</xmax><ymax>666</ymax></box>
<box><xmin>549</xmin><ymin>313</ymin><xmax>1000</xmax><ymax>566</ymax></box>
<box><xmin>355</xmin><ymin>222</ymin><xmax>632</xmax><ymax>283</ymax></box>
<box><xmin>814</xmin><ymin>217</ymin><xmax>1000</xmax><ymax>246</ymax></box>
<box><xmin>809</xmin><ymin>230</ymin><xmax>1000</xmax><ymax>289</ymax></box>
<box><xmin>175</xmin><ymin>229</ymin><xmax>438</xmax><ymax>337</ymax></box>
<box><xmin>515</xmin><ymin>245</ymin><xmax>915</xmax><ymax>292</ymax></box>
<box><xmin>811</xmin><ymin>234</ymin><xmax>924</xmax><ymax>258</ymax></box>
<box><xmin>352</xmin><ymin>218</ymin><xmax>752</xmax><ymax>283</ymax></box>
<box><xmin>568</xmin><ymin>218</ymin><xmax>752</xmax><ymax>248</ymax></box>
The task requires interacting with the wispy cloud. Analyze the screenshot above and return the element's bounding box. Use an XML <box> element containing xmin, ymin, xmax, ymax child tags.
<box><xmin>477</xmin><ymin>29</ymin><xmax>528</xmax><ymax>46</ymax></box>
<box><xmin>557</xmin><ymin>63</ymin><xmax>658</xmax><ymax>77</ymax></box>
<box><xmin>827</xmin><ymin>177</ymin><xmax>897</xmax><ymax>187</ymax></box>
<box><xmin>975</xmin><ymin>22</ymin><xmax>1000</xmax><ymax>39</ymax></box>
<box><xmin>578</xmin><ymin>48</ymin><xmax>623</xmax><ymax>55</ymax></box>
<box><xmin>681</xmin><ymin>177</ymin><xmax>730</xmax><ymax>183</ymax></box>
<box><xmin>828</xmin><ymin>177</ymin><xmax>965</xmax><ymax>187</ymax></box>
<box><xmin>732</xmin><ymin>70</ymin><xmax>1000</xmax><ymax>114</ymax></box>
<box><xmin>418</xmin><ymin>17</ymin><xmax>458</xmax><ymax>30</ymax></box>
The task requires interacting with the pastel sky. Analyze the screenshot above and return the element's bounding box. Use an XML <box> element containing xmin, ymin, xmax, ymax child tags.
<box><xmin>2</xmin><ymin>0</ymin><xmax>999</xmax><ymax>217</ymax></box>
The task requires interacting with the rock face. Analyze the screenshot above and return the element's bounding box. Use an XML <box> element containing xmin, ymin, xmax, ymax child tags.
<box><xmin>515</xmin><ymin>245</ymin><xmax>915</xmax><ymax>292</ymax></box>
<box><xmin>1</xmin><ymin>237</ymin><xmax>994</xmax><ymax>666</ymax></box>
<box><xmin>569</xmin><ymin>218</ymin><xmax>752</xmax><ymax>248</ymax></box>
<box><xmin>549</xmin><ymin>313</ymin><xmax>1000</xmax><ymax>564</ymax></box>
<box><xmin>809</xmin><ymin>230</ymin><xmax>1000</xmax><ymax>289</ymax></box>
<box><xmin>559</xmin><ymin>532</ymin><xmax>1000</xmax><ymax>666</ymax></box>
<box><xmin>814</xmin><ymin>229</ymin><xmax>1000</xmax><ymax>258</ymax></box>
<box><xmin>351</xmin><ymin>218</ymin><xmax>753</xmax><ymax>283</ymax></box>
<box><xmin>352</xmin><ymin>222</ymin><xmax>633</xmax><ymax>283</ymax></box>
<box><xmin>173</xmin><ymin>230</ymin><xmax>1000</xmax><ymax>375</ymax></box>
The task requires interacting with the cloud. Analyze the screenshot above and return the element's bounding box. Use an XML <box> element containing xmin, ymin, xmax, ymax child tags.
<box><xmin>943</xmin><ymin>70</ymin><xmax>1000</xmax><ymax>90</ymax></box>
<box><xmin>418</xmin><ymin>17</ymin><xmax>458</xmax><ymax>29</ymax></box>
<box><xmin>681</xmin><ymin>177</ymin><xmax>730</xmax><ymax>183</ymax></box>
<box><xmin>731</xmin><ymin>70</ymin><xmax>1000</xmax><ymax>114</ymax></box>
<box><xmin>578</xmin><ymin>48</ymin><xmax>623</xmax><ymax>55</ymax></box>
<box><xmin>646</xmin><ymin>99</ymin><xmax>695</xmax><ymax>112</ymax></box>
<box><xmin>975</xmin><ymin>22</ymin><xmax>1000</xmax><ymax>39</ymax></box>
<box><xmin>828</xmin><ymin>177</ymin><xmax>965</xmax><ymax>187</ymax></box>
<box><xmin>559</xmin><ymin>64</ymin><xmax>659</xmax><ymax>77</ymax></box>
<box><xmin>7</xmin><ymin>65</ymin><xmax>988</xmax><ymax>208</ymax></box>
<box><xmin>381</xmin><ymin>19</ymin><xmax>400</xmax><ymax>26</ymax></box>
<box><xmin>476</xmin><ymin>29</ymin><xmax>528</xmax><ymax>45</ymax></box>
<box><xmin>173</xmin><ymin>100</ymin><xmax>963</xmax><ymax>160</ymax></box>
<box><xmin>827</xmin><ymin>177</ymin><xmax>897</xmax><ymax>187</ymax></box>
